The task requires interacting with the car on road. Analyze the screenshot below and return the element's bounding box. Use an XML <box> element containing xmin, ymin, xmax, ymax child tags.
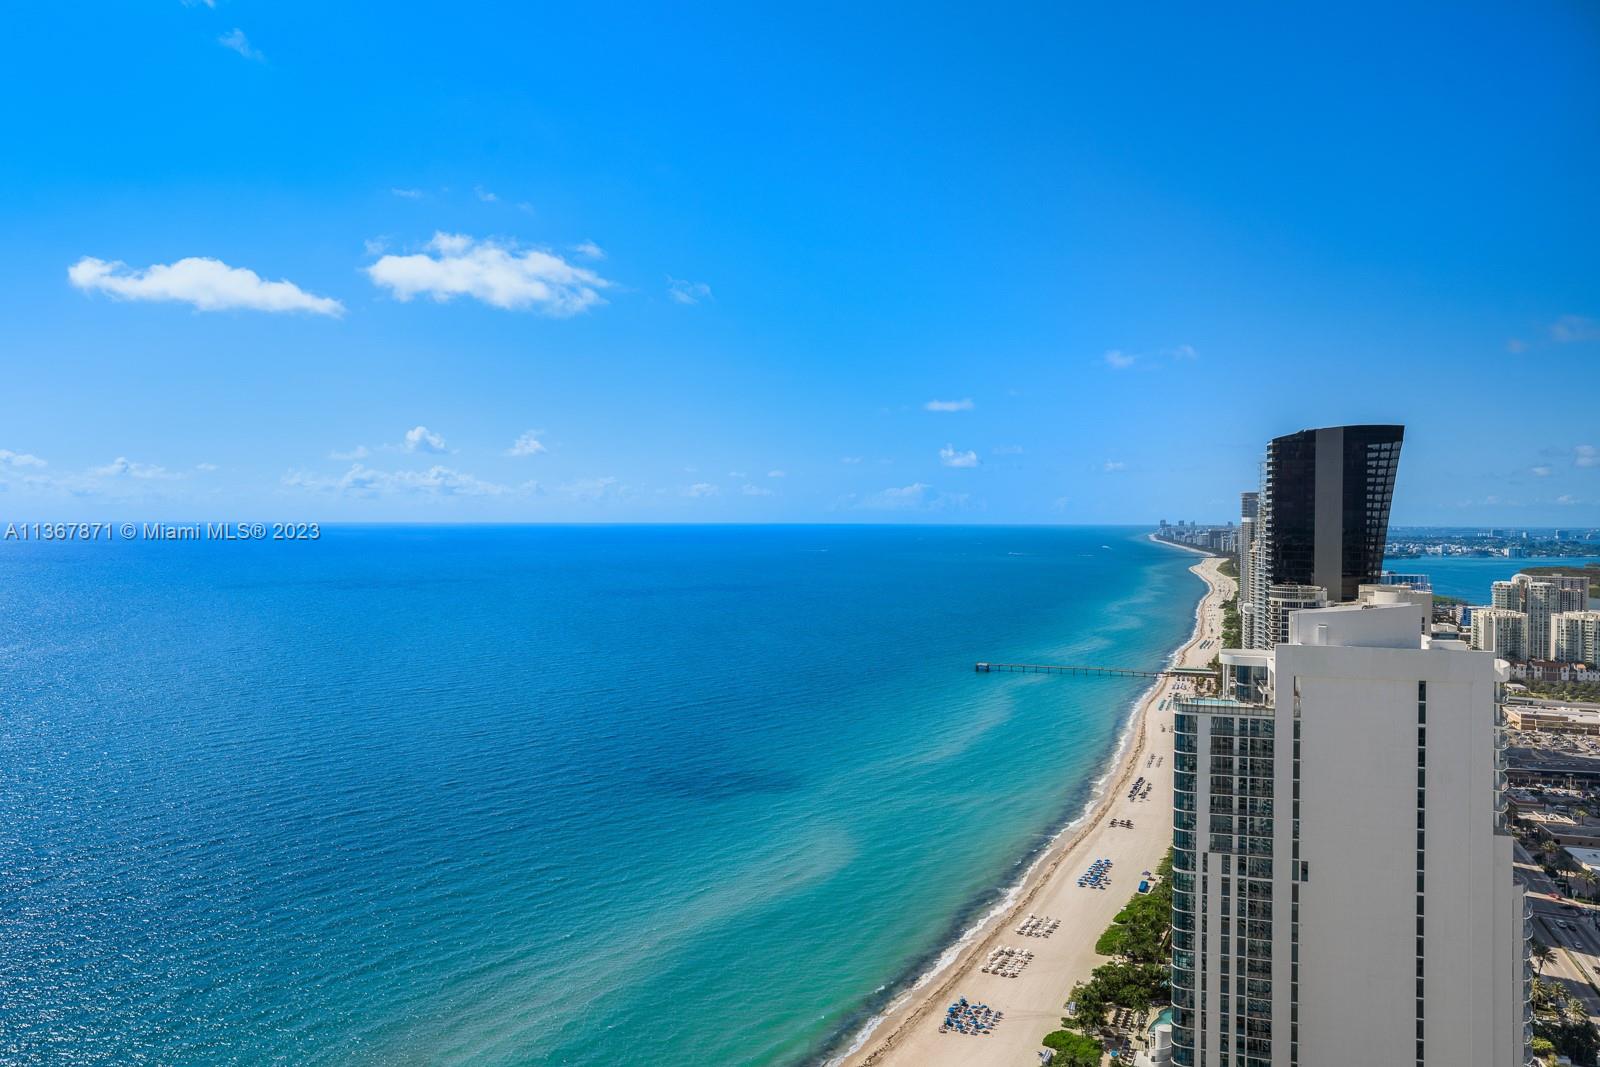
<box><xmin>1558</xmin><ymin>919</ymin><xmax>1574</xmax><ymax>930</ymax></box>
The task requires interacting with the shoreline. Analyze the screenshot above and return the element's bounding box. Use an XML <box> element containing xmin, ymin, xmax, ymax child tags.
<box><xmin>1147</xmin><ymin>533</ymin><xmax>1218</xmax><ymax>557</ymax></box>
<box><xmin>832</xmin><ymin>541</ymin><xmax>1231</xmax><ymax>1067</ymax></box>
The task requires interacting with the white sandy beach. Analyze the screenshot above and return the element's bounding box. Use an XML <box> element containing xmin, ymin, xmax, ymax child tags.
<box><xmin>838</xmin><ymin>545</ymin><xmax>1232</xmax><ymax>1067</ymax></box>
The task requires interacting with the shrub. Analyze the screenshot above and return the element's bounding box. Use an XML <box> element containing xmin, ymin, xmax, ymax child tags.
<box><xmin>1042</xmin><ymin>1029</ymin><xmax>1104</xmax><ymax>1067</ymax></box>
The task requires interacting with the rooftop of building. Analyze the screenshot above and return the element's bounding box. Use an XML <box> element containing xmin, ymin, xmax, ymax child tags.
<box><xmin>1507</xmin><ymin>704</ymin><xmax>1600</xmax><ymax>724</ymax></box>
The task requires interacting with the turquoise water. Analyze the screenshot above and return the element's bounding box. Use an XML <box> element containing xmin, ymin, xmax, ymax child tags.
<box><xmin>0</xmin><ymin>525</ymin><xmax>1200</xmax><ymax>1066</ymax></box>
<box><xmin>1385</xmin><ymin>555</ymin><xmax>1600</xmax><ymax>603</ymax></box>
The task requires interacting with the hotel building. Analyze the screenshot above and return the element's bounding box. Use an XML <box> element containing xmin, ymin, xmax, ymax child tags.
<box><xmin>1170</xmin><ymin>595</ymin><xmax>1528</xmax><ymax>1067</ymax></box>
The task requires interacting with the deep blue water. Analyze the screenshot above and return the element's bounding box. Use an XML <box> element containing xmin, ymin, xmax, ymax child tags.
<box><xmin>1385</xmin><ymin>555</ymin><xmax>1600</xmax><ymax>603</ymax></box>
<box><xmin>0</xmin><ymin>525</ymin><xmax>1201</xmax><ymax>1066</ymax></box>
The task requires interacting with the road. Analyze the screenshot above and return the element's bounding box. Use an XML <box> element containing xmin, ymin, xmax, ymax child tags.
<box><xmin>1516</xmin><ymin>841</ymin><xmax>1600</xmax><ymax>1022</ymax></box>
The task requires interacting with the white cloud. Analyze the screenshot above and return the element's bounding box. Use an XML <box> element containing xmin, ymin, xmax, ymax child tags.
<box><xmin>218</xmin><ymin>28</ymin><xmax>264</xmax><ymax>61</ymax></box>
<box><xmin>1165</xmin><ymin>343</ymin><xmax>1198</xmax><ymax>360</ymax></box>
<box><xmin>0</xmin><ymin>454</ymin><xmax>209</xmax><ymax>496</ymax></box>
<box><xmin>862</xmin><ymin>482</ymin><xmax>931</xmax><ymax>510</ymax></box>
<box><xmin>69</xmin><ymin>256</ymin><xmax>342</xmax><ymax>315</ymax></box>
<box><xmin>1103</xmin><ymin>460</ymin><xmax>1127</xmax><ymax>472</ymax></box>
<box><xmin>1104</xmin><ymin>349</ymin><xmax>1136</xmax><ymax>369</ymax></box>
<box><xmin>403</xmin><ymin>426</ymin><xmax>447</xmax><ymax>453</ymax></box>
<box><xmin>559</xmin><ymin>476</ymin><xmax>627</xmax><ymax>502</ymax></box>
<box><xmin>366</xmin><ymin>233</ymin><xmax>610</xmax><ymax>315</ymax></box>
<box><xmin>841</xmin><ymin>456</ymin><xmax>863</xmax><ymax>464</ymax></box>
<box><xmin>850</xmin><ymin>482</ymin><xmax>972</xmax><ymax>512</ymax></box>
<box><xmin>94</xmin><ymin>457</ymin><xmax>180</xmax><ymax>480</ymax></box>
<box><xmin>1577</xmin><ymin>444</ymin><xmax>1598</xmax><ymax>468</ymax></box>
<box><xmin>330</xmin><ymin>445</ymin><xmax>370</xmax><ymax>461</ymax></box>
<box><xmin>0</xmin><ymin>449</ymin><xmax>46</xmax><ymax>469</ymax></box>
<box><xmin>285</xmin><ymin>463</ymin><xmax>510</xmax><ymax>497</ymax></box>
<box><xmin>924</xmin><ymin>398</ymin><xmax>974</xmax><ymax>412</ymax></box>
<box><xmin>767</xmin><ymin>469</ymin><xmax>786</xmax><ymax>478</ymax></box>
<box><xmin>685</xmin><ymin>482</ymin><xmax>720</xmax><ymax>498</ymax></box>
<box><xmin>1531</xmin><ymin>465</ymin><xmax>1552</xmax><ymax>477</ymax></box>
<box><xmin>1551</xmin><ymin>315</ymin><xmax>1600</xmax><ymax>343</ymax></box>
<box><xmin>939</xmin><ymin>444</ymin><xmax>979</xmax><ymax>468</ymax></box>
<box><xmin>391</xmin><ymin>187</ymin><xmax>424</xmax><ymax>200</ymax></box>
<box><xmin>992</xmin><ymin>444</ymin><xmax>1025</xmax><ymax>455</ymax></box>
<box><xmin>507</xmin><ymin>430</ymin><xmax>547</xmax><ymax>457</ymax></box>
<box><xmin>573</xmin><ymin>240</ymin><xmax>605</xmax><ymax>260</ymax></box>
<box><xmin>741</xmin><ymin>483</ymin><xmax>774</xmax><ymax>496</ymax></box>
<box><xmin>1557</xmin><ymin>494</ymin><xmax>1580</xmax><ymax>505</ymax></box>
<box><xmin>667</xmin><ymin>277</ymin><xmax>713</xmax><ymax>305</ymax></box>
<box><xmin>474</xmin><ymin>185</ymin><xmax>498</xmax><ymax>203</ymax></box>
<box><xmin>181</xmin><ymin>0</ymin><xmax>217</xmax><ymax>7</ymax></box>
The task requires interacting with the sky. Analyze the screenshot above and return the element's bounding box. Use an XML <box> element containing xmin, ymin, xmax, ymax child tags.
<box><xmin>1</xmin><ymin>3</ymin><xmax>1597</xmax><ymax>524</ymax></box>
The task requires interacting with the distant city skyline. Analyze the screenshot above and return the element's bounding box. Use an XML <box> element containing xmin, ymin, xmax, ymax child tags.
<box><xmin>1</xmin><ymin>4</ymin><xmax>1597</xmax><ymax>524</ymax></box>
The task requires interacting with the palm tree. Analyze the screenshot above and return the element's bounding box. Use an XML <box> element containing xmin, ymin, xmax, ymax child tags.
<box><xmin>1581</xmin><ymin>869</ymin><xmax>1598</xmax><ymax>901</ymax></box>
<box><xmin>1533</xmin><ymin>939</ymin><xmax>1556</xmax><ymax>975</ymax></box>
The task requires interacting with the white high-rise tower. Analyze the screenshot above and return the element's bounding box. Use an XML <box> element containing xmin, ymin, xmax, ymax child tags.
<box><xmin>1170</xmin><ymin>597</ymin><xmax>1528</xmax><ymax>1067</ymax></box>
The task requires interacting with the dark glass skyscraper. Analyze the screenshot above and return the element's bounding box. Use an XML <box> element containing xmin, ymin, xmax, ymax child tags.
<box><xmin>1262</xmin><ymin>424</ymin><xmax>1403</xmax><ymax>602</ymax></box>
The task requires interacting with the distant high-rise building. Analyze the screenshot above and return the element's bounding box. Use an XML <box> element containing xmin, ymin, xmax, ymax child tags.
<box><xmin>1554</xmin><ymin>611</ymin><xmax>1600</xmax><ymax>664</ymax></box>
<box><xmin>1262</xmin><ymin>583</ymin><xmax>1327</xmax><ymax>649</ymax></box>
<box><xmin>1239</xmin><ymin>519</ymin><xmax>1258</xmax><ymax>649</ymax></box>
<box><xmin>1171</xmin><ymin>598</ymin><xmax>1527</xmax><ymax>1067</ymax></box>
<box><xmin>1239</xmin><ymin>494</ymin><xmax>1261</xmax><ymax>649</ymax></box>
<box><xmin>1243</xmin><ymin>425</ymin><xmax>1404</xmax><ymax>648</ymax></box>
<box><xmin>1491</xmin><ymin>573</ymin><xmax>1589</xmax><ymax>659</ymax></box>
<box><xmin>1471</xmin><ymin>608</ymin><xmax>1528</xmax><ymax>661</ymax></box>
<box><xmin>1262</xmin><ymin>425</ymin><xmax>1403</xmax><ymax>601</ymax></box>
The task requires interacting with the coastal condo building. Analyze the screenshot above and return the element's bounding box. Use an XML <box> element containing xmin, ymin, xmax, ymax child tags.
<box><xmin>1170</xmin><ymin>594</ymin><xmax>1529</xmax><ymax>1066</ymax></box>
<box><xmin>1239</xmin><ymin>425</ymin><xmax>1404</xmax><ymax>650</ymax></box>
<box><xmin>1554</xmin><ymin>610</ymin><xmax>1600</xmax><ymax>664</ymax></box>
<box><xmin>1471</xmin><ymin>572</ymin><xmax>1592</xmax><ymax>661</ymax></box>
<box><xmin>1470</xmin><ymin>607</ymin><xmax>1529</xmax><ymax>661</ymax></box>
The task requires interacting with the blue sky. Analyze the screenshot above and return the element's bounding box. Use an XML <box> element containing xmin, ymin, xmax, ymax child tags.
<box><xmin>1</xmin><ymin>3</ymin><xmax>1596</xmax><ymax>524</ymax></box>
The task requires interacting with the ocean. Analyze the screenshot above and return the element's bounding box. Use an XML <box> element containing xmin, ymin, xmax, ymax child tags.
<box><xmin>0</xmin><ymin>525</ymin><xmax>1202</xmax><ymax>1066</ymax></box>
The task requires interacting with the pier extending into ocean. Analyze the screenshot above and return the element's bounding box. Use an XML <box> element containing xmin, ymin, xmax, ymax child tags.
<box><xmin>973</xmin><ymin>661</ymin><xmax>1215</xmax><ymax>682</ymax></box>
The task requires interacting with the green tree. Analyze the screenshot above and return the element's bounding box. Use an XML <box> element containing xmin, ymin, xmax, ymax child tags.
<box><xmin>1533</xmin><ymin>939</ymin><xmax>1555</xmax><ymax>975</ymax></box>
<box><xmin>1531</xmin><ymin>975</ymin><xmax>1600</xmax><ymax>1063</ymax></box>
<box><xmin>1042</xmin><ymin>1029</ymin><xmax>1104</xmax><ymax>1067</ymax></box>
